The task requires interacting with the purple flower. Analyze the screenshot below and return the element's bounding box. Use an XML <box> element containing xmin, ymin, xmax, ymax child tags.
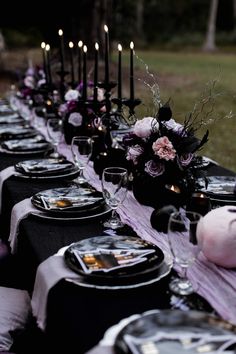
<box><xmin>68</xmin><ymin>112</ymin><xmax>83</xmax><ymax>127</ymax></box>
<box><xmin>179</xmin><ymin>153</ymin><xmax>193</xmax><ymax>166</ymax></box>
<box><xmin>144</xmin><ymin>160</ymin><xmax>165</xmax><ymax>177</ymax></box>
<box><xmin>152</xmin><ymin>136</ymin><xmax>176</xmax><ymax>161</ymax></box>
<box><xmin>164</xmin><ymin>118</ymin><xmax>186</xmax><ymax>136</ymax></box>
<box><xmin>64</xmin><ymin>89</ymin><xmax>79</xmax><ymax>101</ymax></box>
<box><xmin>67</xmin><ymin>100</ymin><xmax>78</xmax><ymax>112</ymax></box>
<box><xmin>126</xmin><ymin>145</ymin><xmax>144</xmax><ymax>165</ymax></box>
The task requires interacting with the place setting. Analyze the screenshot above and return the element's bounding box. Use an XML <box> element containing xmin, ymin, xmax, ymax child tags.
<box><xmin>14</xmin><ymin>158</ymin><xmax>79</xmax><ymax>179</ymax></box>
<box><xmin>30</xmin><ymin>185</ymin><xmax>111</xmax><ymax>221</ymax></box>
<box><xmin>0</xmin><ymin>135</ymin><xmax>52</xmax><ymax>155</ymax></box>
<box><xmin>196</xmin><ymin>175</ymin><xmax>236</xmax><ymax>206</ymax></box>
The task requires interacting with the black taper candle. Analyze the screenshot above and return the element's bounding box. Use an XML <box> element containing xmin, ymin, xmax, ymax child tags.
<box><xmin>104</xmin><ymin>25</ymin><xmax>109</xmax><ymax>87</ymax></box>
<box><xmin>130</xmin><ymin>41</ymin><xmax>134</xmax><ymax>101</ymax></box>
<box><xmin>118</xmin><ymin>43</ymin><xmax>122</xmax><ymax>100</ymax></box>
<box><xmin>58</xmin><ymin>29</ymin><xmax>65</xmax><ymax>74</ymax></box>
<box><xmin>69</xmin><ymin>41</ymin><xmax>75</xmax><ymax>86</ymax></box>
<box><xmin>94</xmin><ymin>42</ymin><xmax>99</xmax><ymax>102</ymax></box>
<box><xmin>45</xmin><ymin>44</ymin><xmax>52</xmax><ymax>87</ymax></box>
<box><xmin>77</xmin><ymin>40</ymin><xmax>83</xmax><ymax>84</ymax></box>
<box><xmin>82</xmin><ymin>45</ymin><xmax>87</xmax><ymax>101</ymax></box>
<box><xmin>41</xmin><ymin>42</ymin><xmax>48</xmax><ymax>85</ymax></box>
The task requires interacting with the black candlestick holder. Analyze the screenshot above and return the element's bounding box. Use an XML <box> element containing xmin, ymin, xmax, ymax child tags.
<box><xmin>56</xmin><ymin>69</ymin><xmax>69</xmax><ymax>99</ymax></box>
<box><xmin>123</xmin><ymin>98</ymin><xmax>141</xmax><ymax>117</ymax></box>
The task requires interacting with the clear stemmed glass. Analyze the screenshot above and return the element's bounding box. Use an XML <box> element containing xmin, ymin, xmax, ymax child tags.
<box><xmin>46</xmin><ymin>118</ymin><xmax>64</xmax><ymax>158</ymax></box>
<box><xmin>101</xmin><ymin>167</ymin><xmax>128</xmax><ymax>229</ymax></box>
<box><xmin>71</xmin><ymin>136</ymin><xmax>93</xmax><ymax>184</ymax></box>
<box><xmin>167</xmin><ymin>210</ymin><xmax>202</xmax><ymax>295</ymax></box>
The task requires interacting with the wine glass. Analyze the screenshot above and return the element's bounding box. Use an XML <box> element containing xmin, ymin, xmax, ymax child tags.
<box><xmin>167</xmin><ymin>210</ymin><xmax>202</xmax><ymax>295</ymax></box>
<box><xmin>46</xmin><ymin>118</ymin><xmax>64</xmax><ymax>158</ymax></box>
<box><xmin>101</xmin><ymin>167</ymin><xmax>128</xmax><ymax>229</ymax></box>
<box><xmin>71</xmin><ymin>136</ymin><xmax>93</xmax><ymax>184</ymax></box>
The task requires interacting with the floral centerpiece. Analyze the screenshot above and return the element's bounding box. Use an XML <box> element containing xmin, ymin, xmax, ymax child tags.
<box><xmin>123</xmin><ymin>101</ymin><xmax>209</xmax><ymax>209</ymax></box>
<box><xmin>59</xmin><ymin>84</ymin><xmax>105</xmax><ymax>144</ymax></box>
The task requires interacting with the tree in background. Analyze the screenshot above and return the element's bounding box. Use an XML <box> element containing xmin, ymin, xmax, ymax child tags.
<box><xmin>203</xmin><ymin>0</ymin><xmax>219</xmax><ymax>51</ymax></box>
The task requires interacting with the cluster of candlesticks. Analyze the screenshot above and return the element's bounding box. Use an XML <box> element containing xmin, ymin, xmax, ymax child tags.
<box><xmin>40</xmin><ymin>25</ymin><xmax>141</xmax><ymax>121</ymax></box>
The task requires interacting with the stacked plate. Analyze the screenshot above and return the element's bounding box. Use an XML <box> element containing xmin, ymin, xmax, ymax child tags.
<box><xmin>0</xmin><ymin>124</ymin><xmax>37</xmax><ymax>140</ymax></box>
<box><xmin>114</xmin><ymin>309</ymin><xmax>236</xmax><ymax>354</ymax></box>
<box><xmin>31</xmin><ymin>186</ymin><xmax>109</xmax><ymax>220</ymax></box>
<box><xmin>15</xmin><ymin>158</ymin><xmax>79</xmax><ymax>179</ymax></box>
<box><xmin>64</xmin><ymin>235</ymin><xmax>168</xmax><ymax>287</ymax></box>
<box><xmin>1</xmin><ymin>136</ymin><xmax>51</xmax><ymax>154</ymax></box>
<box><xmin>197</xmin><ymin>176</ymin><xmax>236</xmax><ymax>206</ymax></box>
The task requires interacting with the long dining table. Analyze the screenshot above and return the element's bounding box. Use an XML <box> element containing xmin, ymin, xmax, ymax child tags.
<box><xmin>0</xmin><ymin>106</ymin><xmax>236</xmax><ymax>353</ymax></box>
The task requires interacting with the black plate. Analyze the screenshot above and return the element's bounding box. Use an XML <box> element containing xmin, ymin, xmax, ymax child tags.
<box><xmin>114</xmin><ymin>309</ymin><xmax>236</xmax><ymax>354</ymax></box>
<box><xmin>197</xmin><ymin>176</ymin><xmax>236</xmax><ymax>201</ymax></box>
<box><xmin>31</xmin><ymin>186</ymin><xmax>105</xmax><ymax>216</ymax></box>
<box><xmin>15</xmin><ymin>158</ymin><xmax>75</xmax><ymax>176</ymax></box>
<box><xmin>0</xmin><ymin>125</ymin><xmax>37</xmax><ymax>140</ymax></box>
<box><xmin>64</xmin><ymin>235</ymin><xmax>165</xmax><ymax>286</ymax></box>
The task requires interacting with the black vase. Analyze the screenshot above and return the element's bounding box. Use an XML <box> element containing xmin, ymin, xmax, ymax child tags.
<box><xmin>132</xmin><ymin>172</ymin><xmax>184</xmax><ymax>209</ymax></box>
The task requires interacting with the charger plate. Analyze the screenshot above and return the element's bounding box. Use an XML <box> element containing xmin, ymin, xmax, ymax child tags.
<box><xmin>64</xmin><ymin>236</ymin><xmax>167</xmax><ymax>287</ymax></box>
<box><xmin>114</xmin><ymin>309</ymin><xmax>236</xmax><ymax>354</ymax></box>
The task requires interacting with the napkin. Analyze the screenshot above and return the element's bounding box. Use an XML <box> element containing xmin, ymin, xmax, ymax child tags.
<box><xmin>31</xmin><ymin>248</ymin><xmax>79</xmax><ymax>331</ymax></box>
<box><xmin>0</xmin><ymin>166</ymin><xmax>18</xmax><ymax>213</ymax></box>
<box><xmin>8</xmin><ymin>198</ymin><xmax>43</xmax><ymax>254</ymax></box>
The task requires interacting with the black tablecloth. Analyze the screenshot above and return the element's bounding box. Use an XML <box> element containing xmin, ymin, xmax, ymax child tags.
<box><xmin>0</xmin><ymin>153</ymin><xmax>235</xmax><ymax>353</ymax></box>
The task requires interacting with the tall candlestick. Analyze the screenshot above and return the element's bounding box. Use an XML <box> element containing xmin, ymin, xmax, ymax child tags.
<box><xmin>94</xmin><ymin>42</ymin><xmax>99</xmax><ymax>102</ymax></box>
<box><xmin>58</xmin><ymin>29</ymin><xmax>65</xmax><ymax>73</ymax></box>
<box><xmin>117</xmin><ymin>43</ymin><xmax>122</xmax><ymax>100</ymax></box>
<box><xmin>77</xmin><ymin>40</ymin><xmax>83</xmax><ymax>84</ymax></box>
<box><xmin>130</xmin><ymin>41</ymin><xmax>134</xmax><ymax>101</ymax></box>
<box><xmin>45</xmin><ymin>44</ymin><xmax>52</xmax><ymax>87</ymax></box>
<box><xmin>41</xmin><ymin>42</ymin><xmax>48</xmax><ymax>84</ymax></box>
<box><xmin>82</xmin><ymin>45</ymin><xmax>87</xmax><ymax>101</ymax></box>
<box><xmin>69</xmin><ymin>41</ymin><xmax>75</xmax><ymax>86</ymax></box>
<box><xmin>104</xmin><ymin>25</ymin><xmax>109</xmax><ymax>87</ymax></box>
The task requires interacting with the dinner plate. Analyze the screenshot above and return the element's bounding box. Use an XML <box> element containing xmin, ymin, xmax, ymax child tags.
<box><xmin>65</xmin><ymin>251</ymin><xmax>172</xmax><ymax>290</ymax></box>
<box><xmin>15</xmin><ymin>158</ymin><xmax>75</xmax><ymax>176</ymax></box>
<box><xmin>0</xmin><ymin>138</ymin><xmax>51</xmax><ymax>154</ymax></box>
<box><xmin>114</xmin><ymin>309</ymin><xmax>236</xmax><ymax>354</ymax></box>
<box><xmin>31</xmin><ymin>203</ymin><xmax>111</xmax><ymax>221</ymax></box>
<box><xmin>15</xmin><ymin>167</ymin><xmax>80</xmax><ymax>180</ymax></box>
<box><xmin>64</xmin><ymin>235</ymin><xmax>165</xmax><ymax>286</ymax></box>
<box><xmin>197</xmin><ymin>176</ymin><xmax>236</xmax><ymax>201</ymax></box>
<box><xmin>31</xmin><ymin>186</ymin><xmax>105</xmax><ymax>216</ymax></box>
<box><xmin>0</xmin><ymin>126</ymin><xmax>37</xmax><ymax>140</ymax></box>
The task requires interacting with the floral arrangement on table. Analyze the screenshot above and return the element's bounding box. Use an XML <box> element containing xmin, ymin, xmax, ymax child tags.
<box><xmin>59</xmin><ymin>84</ymin><xmax>106</xmax><ymax>144</ymax></box>
<box><xmin>123</xmin><ymin>99</ymin><xmax>210</xmax><ymax>209</ymax></box>
<box><xmin>18</xmin><ymin>64</ymin><xmax>46</xmax><ymax>104</ymax></box>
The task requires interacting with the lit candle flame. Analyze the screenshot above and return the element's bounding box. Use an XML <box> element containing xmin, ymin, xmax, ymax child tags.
<box><xmin>104</xmin><ymin>24</ymin><xmax>108</xmax><ymax>33</ymax></box>
<box><xmin>58</xmin><ymin>29</ymin><xmax>63</xmax><ymax>36</ymax></box>
<box><xmin>78</xmin><ymin>40</ymin><xmax>83</xmax><ymax>48</ymax></box>
<box><xmin>83</xmin><ymin>45</ymin><xmax>87</xmax><ymax>53</ymax></box>
<box><xmin>69</xmin><ymin>41</ymin><xmax>74</xmax><ymax>49</ymax></box>
<box><xmin>118</xmin><ymin>44</ymin><xmax>122</xmax><ymax>51</ymax></box>
<box><xmin>95</xmin><ymin>42</ymin><xmax>99</xmax><ymax>50</ymax></box>
<box><xmin>45</xmin><ymin>44</ymin><xmax>50</xmax><ymax>51</ymax></box>
<box><xmin>41</xmin><ymin>42</ymin><xmax>46</xmax><ymax>49</ymax></box>
<box><xmin>168</xmin><ymin>185</ymin><xmax>181</xmax><ymax>193</ymax></box>
<box><xmin>200</xmin><ymin>193</ymin><xmax>205</xmax><ymax>198</ymax></box>
<box><xmin>130</xmin><ymin>41</ymin><xmax>134</xmax><ymax>50</ymax></box>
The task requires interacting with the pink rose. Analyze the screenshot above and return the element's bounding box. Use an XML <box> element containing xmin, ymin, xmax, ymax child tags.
<box><xmin>133</xmin><ymin>117</ymin><xmax>159</xmax><ymax>138</ymax></box>
<box><xmin>126</xmin><ymin>145</ymin><xmax>144</xmax><ymax>164</ymax></box>
<box><xmin>179</xmin><ymin>153</ymin><xmax>193</xmax><ymax>166</ymax></box>
<box><xmin>152</xmin><ymin>136</ymin><xmax>176</xmax><ymax>161</ymax></box>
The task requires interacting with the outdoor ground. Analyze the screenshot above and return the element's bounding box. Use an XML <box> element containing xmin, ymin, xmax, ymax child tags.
<box><xmin>1</xmin><ymin>48</ymin><xmax>236</xmax><ymax>171</ymax></box>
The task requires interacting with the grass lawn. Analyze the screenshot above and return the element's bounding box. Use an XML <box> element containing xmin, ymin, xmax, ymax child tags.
<box><xmin>118</xmin><ymin>50</ymin><xmax>236</xmax><ymax>172</ymax></box>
